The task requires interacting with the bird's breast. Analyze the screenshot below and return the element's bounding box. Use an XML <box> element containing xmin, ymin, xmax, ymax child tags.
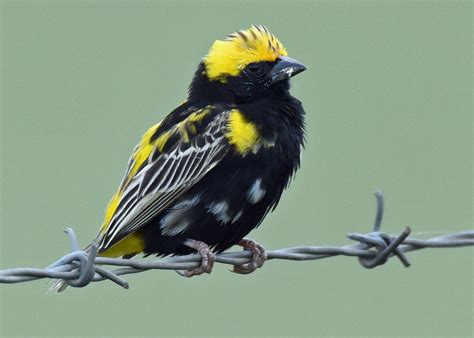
<box><xmin>140</xmin><ymin>133</ymin><xmax>303</xmax><ymax>255</ymax></box>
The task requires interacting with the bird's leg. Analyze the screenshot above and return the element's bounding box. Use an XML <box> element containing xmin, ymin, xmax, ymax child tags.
<box><xmin>232</xmin><ymin>238</ymin><xmax>267</xmax><ymax>274</ymax></box>
<box><xmin>177</xmin><ymin>239</ymin><xmax>215</xmax><ymax>277</ymax></box>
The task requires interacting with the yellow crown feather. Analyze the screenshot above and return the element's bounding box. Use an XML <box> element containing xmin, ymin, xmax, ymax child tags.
<box><xmin>204</xmin><ymin>25</ymin><xmax>288</xmax><ymax>82</ymax></box>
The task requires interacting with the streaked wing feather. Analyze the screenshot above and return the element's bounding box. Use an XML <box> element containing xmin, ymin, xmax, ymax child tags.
<box><xmin>115</xmin><ymin>142</ymin><xmax>226</xmax><ymax>240</ymax></box>
<box><xmin>100</xmin><ymin>110</ymin><xmax>230</xmax><ymax>250</ymax></box>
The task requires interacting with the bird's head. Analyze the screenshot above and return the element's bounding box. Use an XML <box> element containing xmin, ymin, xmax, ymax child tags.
<box><xmin>189</xmin><ymin>25</ymin><xmax>306</xmax><ymax>104</ymax></box>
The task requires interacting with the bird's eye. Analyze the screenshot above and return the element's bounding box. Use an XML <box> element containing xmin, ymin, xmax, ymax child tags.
<box><xmin>247</xmin><ymin>63</ymin><xmax>260</xmax><ymax>73</ymax></box>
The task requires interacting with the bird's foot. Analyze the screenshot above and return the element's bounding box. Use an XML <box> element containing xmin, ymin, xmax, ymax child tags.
<box><xmin>177</xmin><ymin>239</ymin><xmax>215</xmax><ymax>277</ymax></box>
<box><xmin>232</xmin><ymin>238</ymin><xmax>267</xmax><ymax>274</ymax></box>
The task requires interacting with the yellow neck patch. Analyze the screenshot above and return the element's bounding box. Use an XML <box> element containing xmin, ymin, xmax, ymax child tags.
<box><xmin>226</xmin><ymin>109</ymin><xmax>260</xmax><ymax>155</ymax></box>
<box><xmin>204</xmin><ymin>25</ymin><xmax>288</xmax><ymax>82</ymax></box>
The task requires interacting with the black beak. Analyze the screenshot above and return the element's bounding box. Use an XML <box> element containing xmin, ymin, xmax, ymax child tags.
<box><xmin>271</xmin><ymin>56</ymin><xmax>307</xmax><ymax>84</ymax></box>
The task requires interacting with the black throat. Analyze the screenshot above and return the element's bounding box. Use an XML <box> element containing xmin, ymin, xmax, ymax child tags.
<box><xmin>187</xmin><ymin>61</ymin><xmax>305</xmax><ymax>147</ymax></box>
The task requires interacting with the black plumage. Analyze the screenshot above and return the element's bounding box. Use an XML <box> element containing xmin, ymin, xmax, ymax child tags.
<box><xmin>98</xmin><ymin>25</ymin><xmax>307</xmax><ymax>269</ymax></box>
<box><xmin>53</xmin><ymin>25</ymin><xmax>307</xmax><ymax>292</ymax></box>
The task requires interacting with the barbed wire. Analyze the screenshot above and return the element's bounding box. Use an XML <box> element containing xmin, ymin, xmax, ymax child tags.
<box><xmin>0</xmin><ymin>191</ymin><xmax>472</xmax><ymax>290</ymax></box>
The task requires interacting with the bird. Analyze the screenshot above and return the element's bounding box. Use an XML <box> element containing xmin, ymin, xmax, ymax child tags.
<box><xmin>55</xmin><ymin>24</ymin><xmax>306</xmax><ymax>291</ymax></box>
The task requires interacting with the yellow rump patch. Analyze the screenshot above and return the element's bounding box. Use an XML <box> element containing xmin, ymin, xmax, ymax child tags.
<box><xmin>226</xmin><ymin>109</ymin><xmax>260</xmax><ymax>155</ymax></box>
<box><xmin>204</xmin><ymin>25</ymin><xmax>287</xmax><ymax>81</ymax></box>
<box><xmin>100</xmin><ymin>232</ymin><xmax>145</xmax><ymax>258</ymax></box>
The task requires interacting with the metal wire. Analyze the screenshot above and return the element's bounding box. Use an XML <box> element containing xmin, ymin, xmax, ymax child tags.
<box><xmin>0</xmin><ymin>192</ymin><xmax>472</xmax><ymax>290</ymax></box>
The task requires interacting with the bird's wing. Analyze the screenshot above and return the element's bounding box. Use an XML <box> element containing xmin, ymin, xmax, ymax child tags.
<box><xmin>98</xmin><ymin>107</ymin><xmax>231</xmax><ymax>251</ymax></box>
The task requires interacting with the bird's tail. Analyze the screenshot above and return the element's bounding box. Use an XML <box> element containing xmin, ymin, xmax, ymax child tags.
<box><xmin>50</xmin><ymin>244</ymin><xmax>92</xmax><ymax>294</ymax></box>
<box><xmin>51</xmin><ymin>278</ymin><xmax>69</xmax><ymax>294</ymax></box>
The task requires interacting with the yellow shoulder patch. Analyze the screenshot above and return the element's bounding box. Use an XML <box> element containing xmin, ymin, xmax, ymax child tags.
<box><xmin>226</xmin><ymin>109</ymin><xmax>260</xmax><ymax>155</ymax></box>
<box><xmin>204</xmin><ymin>25</ymin><xmax>287</xmax><ymax>81</ymax></box>
<box><xmin>176</xmin><ymin>109</ymin><xmax>209</xmax><ymax>142</ymax></box>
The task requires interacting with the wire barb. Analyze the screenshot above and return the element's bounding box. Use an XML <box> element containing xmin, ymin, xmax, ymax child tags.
<box><xmin>0</xmin><ymin>192</ymin><xmax>472</xmax><ymax>289</ymax></box>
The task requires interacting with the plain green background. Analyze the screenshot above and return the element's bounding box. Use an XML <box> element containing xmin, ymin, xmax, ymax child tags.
<box><xmin>0</xmin><ymin>0</ymin><xmax>472</xmax><ymax>337</ymax></box>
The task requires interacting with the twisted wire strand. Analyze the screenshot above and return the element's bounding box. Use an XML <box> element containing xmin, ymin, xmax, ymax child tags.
<box><xmin>0</xmin><ymin>192</ymin><xmax>472</xmax><ymax>290</ymax></box>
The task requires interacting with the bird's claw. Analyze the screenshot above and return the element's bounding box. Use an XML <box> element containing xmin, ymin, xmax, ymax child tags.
<box><xmin>231</xmin><ymin>239</ymin><xmax>266</xmax><ymax>274</ymax></box>
<box><xmin>177</xmin><ymin>239</ymin><xmax>215</xmax><ymax>277</ymax></box>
